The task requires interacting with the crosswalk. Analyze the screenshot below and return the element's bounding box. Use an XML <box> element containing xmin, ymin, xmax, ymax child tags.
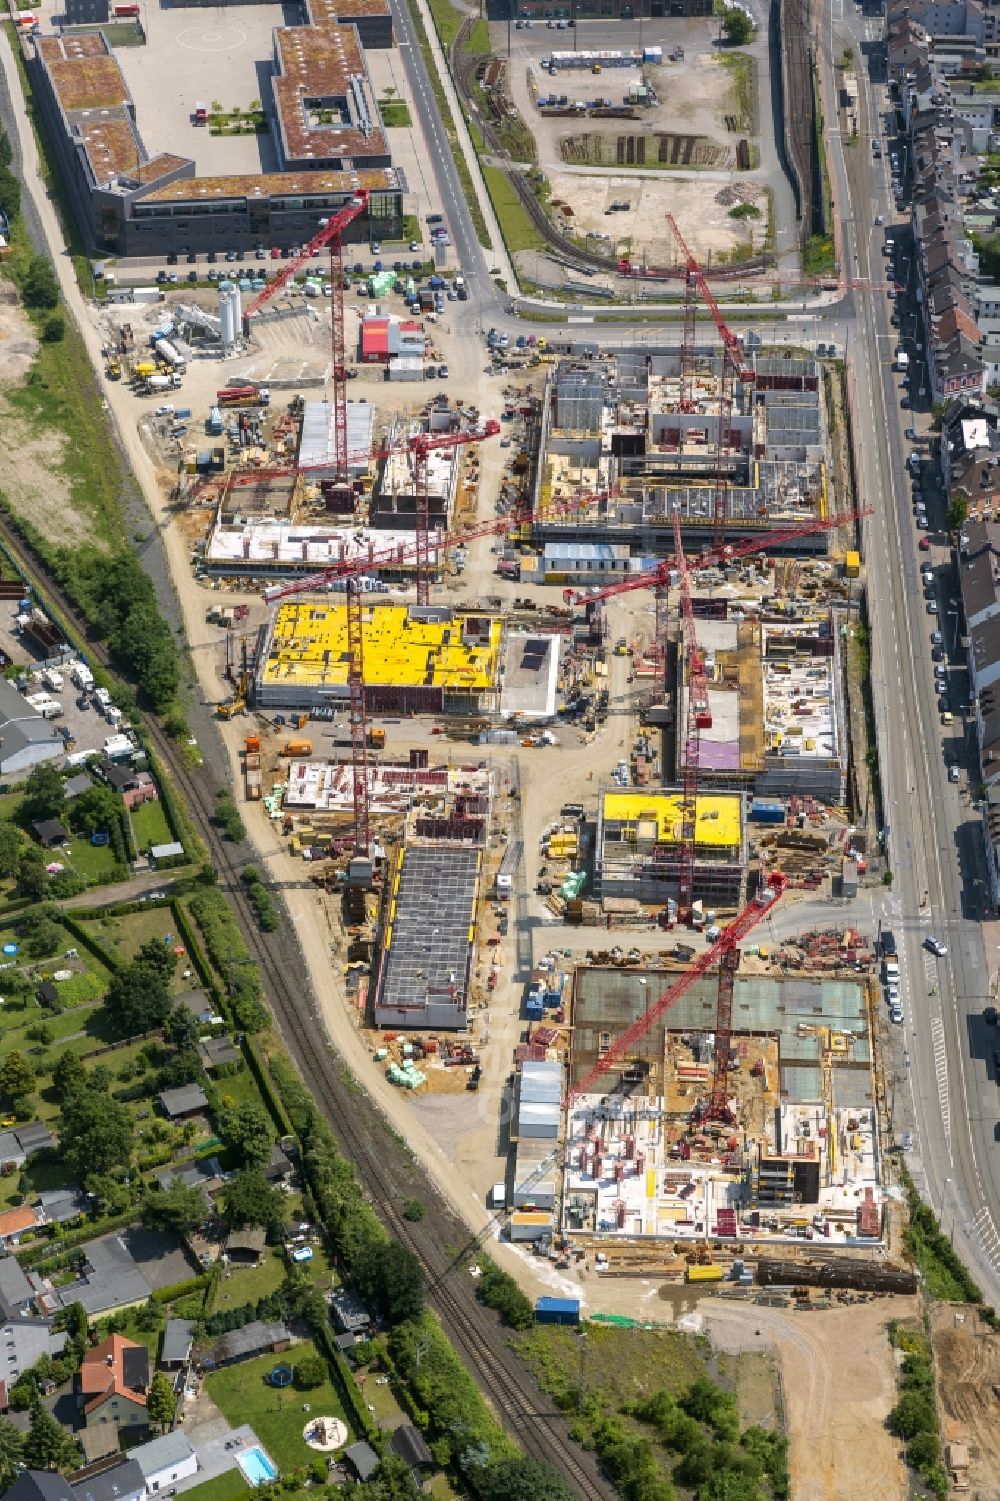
<box><xmin>972</xmin><ymin>1204</ymin><xmax>1000</xmax><ymax>1272</ymax></box>
<box><xmin>928</xmin><ymin>1015</ymin><xmax>951</xmax><ymax>1152</ymax></box>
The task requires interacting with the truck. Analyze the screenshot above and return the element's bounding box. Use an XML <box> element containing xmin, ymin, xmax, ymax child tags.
<box><xmin>155</xmin><ymin>338</ymin><xmax>186</xmax><ymax>372</ymax></box>
<box><xmin>244</xmin><ymin>736</ymin><xmax>262</xmax><ymax>800</ymax></box>
<box><xmin>194</xmin><ymin>101</ymin><xmax>208</xmax><ymax>124</ymax></box>
<box><xmin>367</xmin><ymin>727</ymin><xmax>386</xmax><ymax>748</ymax></box>
<box><xmin>218</xmin><ymin>385</ymin><xmax>269</xmax><ymax>407</ymax></box>
<box><xmin>146</xmin><ymin>375</ymin><xmax>172</xmax><ymax>392</ymax></box>
<box><xmin>280</xmin><ymin>738</ymin><xmax>313</xmax><ymax>757</ymax></box>
<box><xmin>133</xmin><ymin>361</ymin><xmax>156</xmax><ymax>378</ymax></box>
<box><xmin>207</xmin><ymin>406</ymin><xmax>224</xmax><ymax>434</ymax></box>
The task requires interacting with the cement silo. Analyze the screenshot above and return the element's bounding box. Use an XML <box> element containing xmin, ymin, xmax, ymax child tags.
<box><xmin>219</xmin><ymin>281</ymin><xmax>242</xmax><ymax>349</ymax></box>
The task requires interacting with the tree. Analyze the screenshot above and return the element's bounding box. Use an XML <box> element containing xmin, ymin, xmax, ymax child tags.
<box><xmin>22</xmin><ymin>1396</ymin><xmax>80</xmax><ymax>1471</ymax></box>
<box><xmin>22</xmin><ymin>256</ymin><xmax>60</xmax><ymax>312</ymax></box>
<box><xmin>104</xmin><ymin>952</ymin><xmax>172</xmax><ymax>1038</ymax></box>
<box><xmin>0</xmin><ymin>1418</ymin><xmax>23</xmax><ymax>1487</ymax></box>
<box><xmin>888</xmin><ymin>1389</ymin><xmax>938</xmax><ymax>1440</ymax></box>
<box><xmin>479</xmin><ymin>1457</ymin><xmax>575</xmax><ymax>1501</ymax></box>
<box><xmin>697</xmin><ymin>1472</ymin><xmax>761</xmax><ymax>1501</ymax></box>
<box><xmin>147</xmin><ymin>1372</ymin><xmax>175</xmax><ymax>1432</ymax></box>
<box><xmin>52</xmin><ymin>1051</ymin><xmax>86</xmax><ymax>1102</ymax></box>
<box><xmin>0</xmin><ymin>170</ymin><xmax>18</xmax><ymax>224</ymax></box>
<box><xmin>16</xmin><ymin>846</ymin><xmax>47</xmax><ymax>900</ymax></box>
<box><xmin>42</xmin><ymin>314</ymin><xmax>65</xmax><ymax>344</ymax></box>
<box><xmin>22</xmin><ymin>763</ymin><xmax>66</xmax><ymax>824</ymax></box>
<box><xmin>69</xmin><ymin>785</ymin><xmax>123</xmax><ymax>839</ymax></box>
<box><xmin>220</xmin><ymin>1100</ymin><xmax>272</xmax><ymax>1171</ymax></box>
<box><xmin>721</xmin><ymin>6</ymin><xmax>753</xmax><ymax>43</ymax></box>
<box><xmin>352</xmin><ymin>1455</ymin><xmax>422</xmax><ymax>1501</ymax></box>
<box><xmin>293</xmin><ymin>1353</ymin><xmax>326</xmax><ymax>1390</ymax></box>
<box><xmin>355</xmin><ymin>1240</ymin><xmax>425</xmax><ymax>1326</ymax></box>
<box><xmin>83</xmin><ymin>1173</ymin><xmax>132</xmax><ymax>1216</ymax></box>
<box><xmin>22</xmin><ymin>916</ymin><xmax>63</xmax><ymax>960</ymax></box>
<box><xmin>219</xmin><ymin>1169</ymin><xmax>284</xmax><ymax>1233</ymax></box>
<box><xmin>142</xmin><ymin>1178</ymin><xmax>206</xmax><ymax>1236</ymax></box>
<box><xmin>0</xmin><ymin>1051</ymin><xmax>35</xmax><ymax>1102</ymax></box>
<box><xmin>0</xmin><ymin>822</ymin><xmax>22</xmax><ymax>879</ymax></box>
<box><xmin>164</xmin><ymin>1004</ymin><xmax>199</xmax><ymax>1051</ymax></box>
<box><xmin>946</xmin><ymin>493</ymin><xmax>970</xmax><ymax>531</ymax></box>
<box><xmin>61</xmin><ymin>1084</ymin><xmax>133</xmax><ymax>1180</ymax></box>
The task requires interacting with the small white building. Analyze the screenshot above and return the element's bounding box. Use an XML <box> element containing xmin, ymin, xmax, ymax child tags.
<box><xmin>127</xmin><ymin>1431</ymin><xmax>198</xmax><ymax>1495</ymax></box>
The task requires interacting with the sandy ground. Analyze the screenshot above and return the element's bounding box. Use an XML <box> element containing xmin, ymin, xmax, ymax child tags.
<box><xmin>547</xmin><ymin>171</ymin><xmax>768</xmax><ymax>262</ymax></box>
<box><xmin>701</xmin><ymin>1299</ymin><xmax>911</xmax><ymax>1501</ymax></box>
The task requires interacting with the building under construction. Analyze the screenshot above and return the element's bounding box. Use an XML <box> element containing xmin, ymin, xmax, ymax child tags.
<box><xmin>673</xmin><ymin>611</ymin><xmax>848</xmax><ymax>803</ymax></box>
<box><xmin>593</xmin><ymin>788</ymin><xmax>746</xmax><ymax>907</ymax></box>
<box><xmin>557</xmin><ymin>964</ymin><xmax>882</xmax><ymax>1247</ymax></box>
<box><xmin>254</xmin><ymin>601</ymin><xmax>503</xmax><ymax>713</ymax></box>
<box><xmin>530</xmin><ymin>350</ymin><xmax>829</xmax><ymax>568</ymax></box>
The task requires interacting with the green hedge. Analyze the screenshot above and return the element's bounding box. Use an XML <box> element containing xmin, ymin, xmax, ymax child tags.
<box><xmin>313</xmin><ymin>1320</ymin><xmax>379</xmax><ymax>1443</ymax></box>
<box><xmin>61</xmin><ymin>910</ymin><xmax>123</xmax><ymax>972</ymax></box>
<box><xmin>242</xmin><ymin>1037</ymin><xmax>294</xmax><ymax>1138</ymax></box>
<box><xmin>151</xmin><ymin>1273</ymin><xmax>210</xmax><ymax>1305</ymax></box>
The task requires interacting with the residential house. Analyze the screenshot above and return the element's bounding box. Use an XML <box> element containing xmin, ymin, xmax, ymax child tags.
<box><xmin>0</xmin><ymin>1122</ymin><xmax>54</xmax><ymax>1170</ymax></box>
<box><xmin>79</xmin><ymin>1335</ymin><xmax>150</xmax><ymax>1443</ymax></box>
<box><xmin>0</xmin><ymin>1255</ymin><xmax>33</xmax><ymax>1317</ymax></box>
<box><xmin>122</xmin><ymin>776</ymin><xmax>157</xmax><ymax>813</ymax></box>
<box><xmin>2</xmin><ymin>1474</ymin><xmax>75</xmax><ymax>1501</ymax></box>
<box><xmin>174</xmin><ymin>990</ymin><xmax>215</xmax><ymax>1025</ymax></box>
<box><xmin>0</xmin><ymin>1317</ymin><xmax>65</xmax><ymax>1379</ymax></box>
<box><xmin>207</xmin><ymin>1320</ymin><xmax>291</xmax><ymax>1368</ymax></box>
<box><xmin>153</xmin><ymin>1158</ymin><xmax>222</xmax><ymax>1197</ymax></box>
<box><xmin>969</xmin><ymin>613</ymin><xmax>1000</xmax><ymax>697</ymax></box>
<box><xmin>262</xmin><ymin>1141</ymin><xmax>293</xmax><ymax>1184</ymax></box>
<box><xmin>224</xmin><ymin>1228</ymin><xmax>266</xmax><ymax>1265</ymax></box>
<box><xmin>958</xmin><ymin>518</ymin><xmax>1000</xmax><ymax>631</ymax></box>
<box><xmin>56</xmin><ymin>1235</ymin><xmax>152</xmax><ymax>1316</ymax></box>
<box><xmin>68</xmin><ymin>1460</ymin><xmax>144</xmax><ymax>1501</ymax></box>
<box><xmin>37</xmin><ymin>1187</ymin><xmax>89</xmax><ymax>1225</ymax></box>
<box><xmin>329</xmin><ymin>1288</ymin><xmax>371</xmax><ymax>1335</ymax></box>
<box><xmin>127</xmin><ymin>1432</ymin><xmax>198</xmax><ymax>1496</ymax></box>
<box><xmin>0</xmin><ymin>1206</ymin><xmax>39</xmax><ymax>1246</ymax></box>
<box><xmin>388</xmin><ymin>1425</ymin><xmax>434</xmax><ymax>1476</ymax></box>
<box><xmin>62</xmin><ymin>773</ymin><xmax>94</xmax><ymax>801</ymax></box>
<box><xmin>98</xmin><ymin>763</ymin><xmax>139</xmax><ymax>795</ymax></box>
<box><xmin>157</xmin><ymin>1085</ymin><xmax>208</xmax><ymax>1121</ymax></box>
<box><xmin>158</xmin><ymin>1319</ymin><xmax>194</xmax><ymax>1371</ymax></box>
<box><xmin>197</xmin><ymin>1035</ymin><xmax>240</xmax><ymax>1072</ymax></box>
<box><xmin>941</xmin><ymin>402</ymin><xmax>1000</xmax><ymax>515</ymax></box>
<box><xmin>32</xmin><ymin>819</ymin><xmax>68</xmax><ymax>848</ymax></box>
<box><xmin>343</xmin><ymin>1443</ymin><xmax>379</xmax><ymax>1483</ymax></box>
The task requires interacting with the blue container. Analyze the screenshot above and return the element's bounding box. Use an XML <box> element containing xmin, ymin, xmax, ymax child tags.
<box><xmin>526</xmin><ymin>998</ymin><xmax>544</xmax><ymax>1020</ymax></box>
<box><xmin>749</xmin><ymin>799</ymin><xmax>785</xmax><ymax>825</ymax></box>
<box><xmin>535</xmin><ymin>1297</ymin><xmax>580</xmax><ymax>1326</ymax></box>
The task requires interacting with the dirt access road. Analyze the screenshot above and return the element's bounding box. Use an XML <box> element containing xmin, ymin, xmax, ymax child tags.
<box><xmin>701</xmin><ymin>1299</ymin><xmax>910</xmax><ymax>1501</ymax></box>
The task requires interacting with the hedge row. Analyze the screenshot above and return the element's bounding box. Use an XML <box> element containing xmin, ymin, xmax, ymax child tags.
<box><xmin>151</xmin><ymin>1273</ymin><xmax>210</xmax><ymax>1305</ymax></box>
<box><xmin>61</xmin><ymin>911</ymin><xmax>123</xmax><ymax>973</ymax></box>
<box><xmin>242</xmin><ymin>1036</ymin><xmax>294</xmax><ymax>1139</ymax></box>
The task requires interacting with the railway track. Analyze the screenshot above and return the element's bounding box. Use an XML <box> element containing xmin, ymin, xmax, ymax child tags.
<box><xmin>0</xmin><ymin>522</ymin><xmax>613</xmax><ymax>1501</ymax></box>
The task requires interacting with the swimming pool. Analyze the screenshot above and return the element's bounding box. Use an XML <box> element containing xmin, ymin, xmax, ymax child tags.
<box><xmin>236</xmin><ymin>1446</ymin><xmax>279</xmax><ymax>1486</ymax></box>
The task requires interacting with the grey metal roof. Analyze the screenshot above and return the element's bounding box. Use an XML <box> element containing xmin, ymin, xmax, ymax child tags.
<box><xmin>5</xmin><ymin>1473</ymin><xmax>74</xmax><ymax>1501</ymax></box>
<box><xmin>158</xmin><ymin>1085</ymin><xmax>208</xmax><ymax>1117</ymax></box>
<box><xmin>71</xmin><ymin>1459</ymin><xmax>145</xmax><ymax>1501</ymax></box>
<box><xmin>376</xmin><ymin>846</ymin><xmax>480</xmax><ymax>1017</ymax></box>
<box><xmin>38</xmin><ymin>1187</ymin><xmax>89</xmax><ymax>1223</ymax></box>
<box><xmin>16</xmin><ymin>1122</ymin><xmax>54</xmax><ymax>1153</ymax></box>
<box><xmin>0</xmin><ymin>680</ymin><xmax>64</xmax><ymax>767</ymax></box>
<box><xmin>0</xmin><ymin>1254</ymin><xmax>32</xmax><ymax>1308</ymax></box>
<box><xmin>57</xmin><ymin>1235</ymin><xmax>151</xmax><ymax>1316</ymax></box>
<box><xmin>344</xmin><ymin>1443</ymin><xmax>379</xmax><ymax>1482</ymax></box>
<box><xmin>0</xmin><ymin>1319</ymin><xmax>65</xmax><ymax>1377</ymax></box>
<box><xmin>127</xmin><ymin>1430</ymin><xmax>195</xmax><ymax>1478</ymax></box>
<box><xmin>159</xmin><ymin>1319</ymin><xmax>194</xmax><ymax>1366</ymax></box>
<box><xmin>329</xmin><ymin>1288</ymin><xmax>371</xmax><ymax>1333</ymax></box>
<box><xmin>211</xmin><ymin>1319</ymin><xmax>290</xmax><ymax>1363</ymax></box>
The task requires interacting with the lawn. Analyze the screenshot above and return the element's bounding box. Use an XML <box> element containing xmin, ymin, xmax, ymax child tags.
<box><xmin>213</xmin><ymin>1246</ymin><xmax>286</xmax><ymax>1309</ymax></box>
<box><xmin>172</xmin><ymin>1474</ymin><xmax>250</xmax><ymax>1501</ymax></box>
<box><xmin>465</xmin><ymin>17</ymin><xmax>490</xmax><ymax>52</ymax></box>
<box><xmin>130</xmin><ymin>798</ymin><xmax>173</xmax><ymax>851</ymax></box>
<box><xmin>379</xmin><ymin>101</ymin><xmax>412</xmax><ymax>128</ymax></box>
<box><xmin>213</xmin><ymin>1067</ymin><xmax>269</xmax><ymax>1116</ymax></box>
<box><xmin>514</xmin><ymin>1323</ymin><xmax>710</xmax><ymax>1411</ymax></box>
<box><xmin>425</xmin><ymin>0</ymin><xmax>464</xmax><ymax>48</ymax></box>
<box><xmin>206</xmin><ymin>1345</ymin><xmax>352</xmax><ymax>1472</ymax></box>
<box><xmin>65</xmin><ymin>837</ymin><xmax>120</xmax><ymax>884</ymax></box>
<box><xmin>481</xmin><ymin>165</ymin><xmax>545</xmax><ymax>252</ymax></box>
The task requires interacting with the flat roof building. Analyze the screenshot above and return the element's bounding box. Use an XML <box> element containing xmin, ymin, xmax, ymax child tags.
<box><xmin>255</xmin><ymin>603</ymin><xmax>503</xmax><ymax>714</ymax></box>
<box><xmin>594</xmin><ymin>788</ymin><xmax>746</xmax><ymax>907</ymax></box>
<box><xmin>372</xmin><ymin>843</ymin><xmax>482</xmax><ymax>1030</ymax></box>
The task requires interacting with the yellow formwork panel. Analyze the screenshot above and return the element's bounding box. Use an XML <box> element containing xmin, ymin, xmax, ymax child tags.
<box><xmin>603</xmin><ymin>790</ymin><xmax>742</xmax><ymax>848</ymax></box>
<box><xmin>263</xmin><ymin>603</ymin><xmax>502</xmax><ymax>692</ymax></box>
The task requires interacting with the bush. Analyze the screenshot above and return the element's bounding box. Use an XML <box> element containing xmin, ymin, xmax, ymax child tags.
<box><xmin>477</xmin><ymin>1258</ymin><xmax>533</xmax><ymax>1330</ymax></box>
<box><xmin>213</xmin><ymin>792</ymin><xmax>245</xmax><ymax>843</ymax></box>
<box><xmin>41</xmin><ymin>313</ymin><xmax>65</xmax><ymax>343</ymax></box>
<box><xmin>22</xmin><ymin>256</ymin><xmax>60</xmax><ymax>311</ymax></box>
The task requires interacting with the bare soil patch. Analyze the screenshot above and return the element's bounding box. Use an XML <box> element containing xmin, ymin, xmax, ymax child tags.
<box><xmin>0</xmin><ymin>281</ymin><xmax>38</xmax><ymax>388</ymax></box>
<box><xmin>547</xmin><ymin>171</ymin><xmax>768</xmax><ymax>262</ymax></box>
<box><xmin>932</xmin><ymin>1302</ymin><xmax>1000</xmax><ymax>1501</ymax></box>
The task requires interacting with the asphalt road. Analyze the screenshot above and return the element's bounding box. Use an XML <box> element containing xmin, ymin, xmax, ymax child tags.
<box><xmin>819</xmin><ymin>0</ymin><xmax>1000</xmax><ymax>1300</ymax></box>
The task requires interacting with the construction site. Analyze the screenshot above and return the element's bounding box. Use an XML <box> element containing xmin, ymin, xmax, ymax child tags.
<box><xmin>96</xmin><ymin>178</ymin><xmax>908</xmax><ymax>1301</ymax></box>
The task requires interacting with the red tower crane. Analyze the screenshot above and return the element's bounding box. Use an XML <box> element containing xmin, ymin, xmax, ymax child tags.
<box><xmin>260</xmin><ymin>486</ymin><xmax>612</xmax><ymax>850</ymax></box>
<box><xmin>666</xmin><ymin>215</ymin><xmax>756</xmax><ymax>545</ymax></box>
<box><xmin>242</xmin><ymin>190</ymin><xmax>370</xmax><ymax>490</ymax></box>
<box><xmin>566</xmin><ymin>871</ymin><xmax>787</xmax><ymax>1117</ymax></box>
<box><xmin>562</xmin><ymin>506</ymin><xmax>870</xmax><ymax>610</ymax></box>
<box><xmin>671</xmin><ymin>507</ymin><xmax>708</xmax><ymax>919</ymax></box>
<box><xmin>230</xmin><ymin>419</ymin><xmax>501</xmax><ymax>604</ymax></box>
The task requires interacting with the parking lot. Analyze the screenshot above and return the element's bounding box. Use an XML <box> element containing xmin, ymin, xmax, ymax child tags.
<box><xmin>114</xmin><ymin>2</ymin><xmax>287</xmax><ymax>175</ymax></box>
<box><xmin>0</xmin><ymin>602</ymin><xmax>130</xmax><ymax>763</ymax></box>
